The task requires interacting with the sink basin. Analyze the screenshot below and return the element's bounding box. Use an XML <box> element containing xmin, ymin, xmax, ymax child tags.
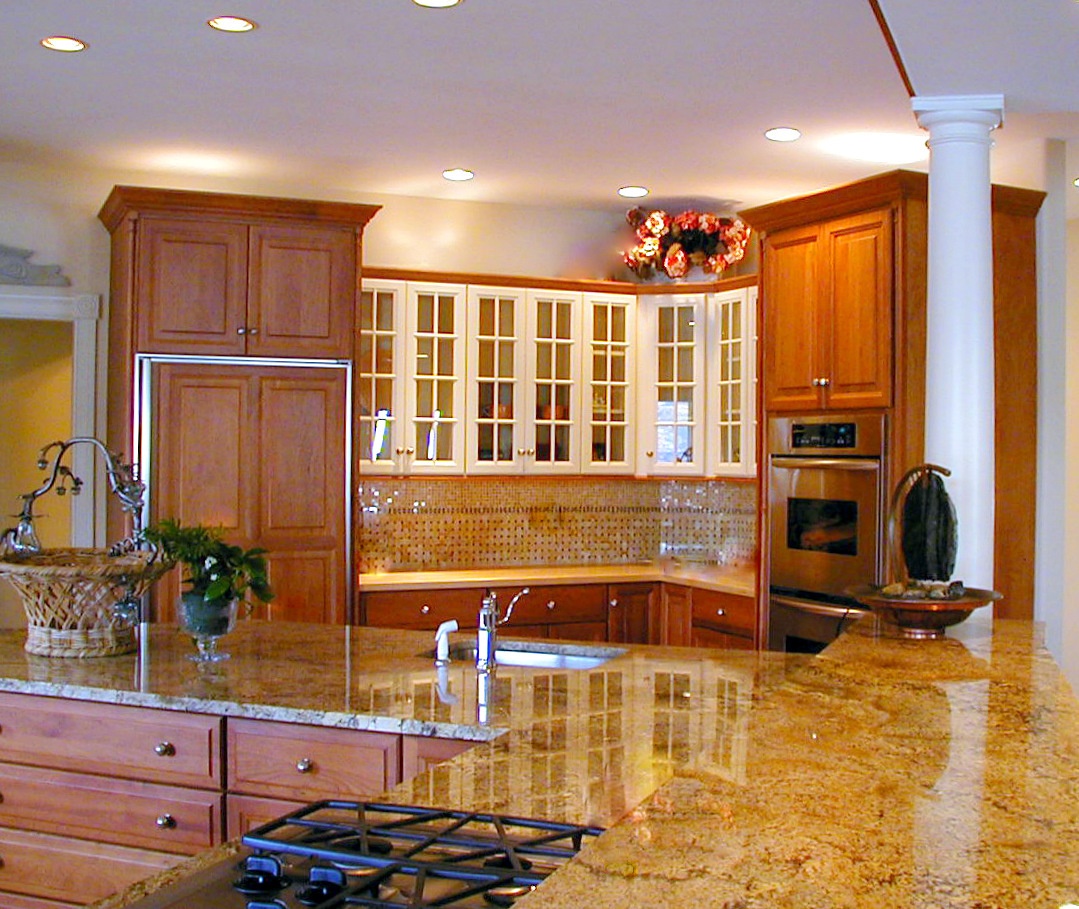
<box><xmin>441</xmin><ymin>640</ymin><xmax>625</xmax><ymax>671</ymax></box>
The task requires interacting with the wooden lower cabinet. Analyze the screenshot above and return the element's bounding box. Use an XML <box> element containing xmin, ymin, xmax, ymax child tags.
<box><xmin>401</xmin><ymin>736</ymin><xmax>474</xmax><ymax>780</ymax></box>
<box><xmin>607</xmin><ymin>583</ymin><xmax>653</xmax><ymax>644</ymax></box>
<box><xmin>690</xmin><ymin>588</ymin><xmax>756</xmax><ymax>649</ymax></box>
<box><xmin>226</xmin><ymin>793</ymin><xmax>307</xmax><ymax>836</ymax></box>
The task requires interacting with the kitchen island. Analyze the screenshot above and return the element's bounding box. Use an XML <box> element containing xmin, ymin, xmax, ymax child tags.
<box><xmin>0</xmin><ymin>616</ymin><xmax>1072</xmax><ymax>909</ymax></box>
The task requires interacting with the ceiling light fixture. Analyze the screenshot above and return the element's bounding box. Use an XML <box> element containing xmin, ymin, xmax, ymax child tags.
<box><xmin>442</xmin><ymin>168</ymin><xmax>474</xmax><ymax>182</ymax></box>
<box><xmin>618</xmin><ymin>185</ymin><xmax>649</xmax><ymax>199</ymax></box>
<box><xmin>207</xmin><ymin>16</ymin><xmax>257</xmax><ymax>32</ymax></box>
<box><xmin>764</xmin><ymin>127</ymin><xmax>801</xmax><ymax>143</ymax></box>
<box><xmin>413</xmin><ymin>0</ymin><xmax>463</xmax><ymax>7</ymax></box>
<box><xmin>1073</xmin><ymin>177</ymin><xmax>1079</xmax><ymax>188</ymax></box>
<box><xmin>40</xmin><ymin>35</ymin><xmax>87</xmax><ymax>52</ymax></box>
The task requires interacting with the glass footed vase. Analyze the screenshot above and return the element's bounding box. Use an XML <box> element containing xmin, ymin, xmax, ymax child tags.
<box><xmin>178</xmin><ymin>593</ymin><xmax>238</xmax><ymax>663</ymax></box>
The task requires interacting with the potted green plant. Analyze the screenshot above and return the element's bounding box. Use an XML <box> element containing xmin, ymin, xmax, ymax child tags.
<box><xmin>143</xmin><ymin>519</ymin><xmax>274</xmax><ymax>662</ymax></box>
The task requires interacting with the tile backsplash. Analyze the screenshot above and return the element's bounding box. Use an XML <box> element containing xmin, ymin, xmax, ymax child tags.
<box><xmin>357</xmin><ymin>477</ymin><xmax>757</xmax><ymax>572</ymax></box>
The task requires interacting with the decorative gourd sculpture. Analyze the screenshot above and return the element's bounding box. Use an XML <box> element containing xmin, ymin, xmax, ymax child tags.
<box><xmin>901</xmin><ymin>468</ymin><xmax>958</xmax><ymax>581</ymax></box>
<box><xmin>882</xmin><ymin>464</ymin><xmax>964</xmax><ymax>599</ymax></box>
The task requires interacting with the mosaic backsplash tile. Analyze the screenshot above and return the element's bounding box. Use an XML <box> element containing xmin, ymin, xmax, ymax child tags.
<box><xmin>357</xmin><ymin>477</ymin><xmax>757</xmax><ymax>573</ymax></box>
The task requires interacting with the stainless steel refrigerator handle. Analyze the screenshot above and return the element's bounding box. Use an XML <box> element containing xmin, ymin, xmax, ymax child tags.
<box><xmin>770</xmin><ymin>456</ymin><xmax>881</xmax><ymax>471</ymax></box>
<box><xmin>771</xmin><ymin>595</ymin><xmax>867</xmax><ymax>618</ymax></box>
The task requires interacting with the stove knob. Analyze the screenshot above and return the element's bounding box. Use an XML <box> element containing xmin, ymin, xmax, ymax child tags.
<box><xmin>295</xmin><ymin>865</ymin><xmax>348</xmax><ymax>906</ymax></box>
<box><xmin>233</xmin><ymin>855</ymin><xmax>291</xmax><ymax>894</ymax></box>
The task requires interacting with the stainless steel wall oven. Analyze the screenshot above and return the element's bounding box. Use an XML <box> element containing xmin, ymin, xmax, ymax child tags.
<box><xmin>767</xmin><ymin>413</ymin><xmax>886</xmax><ymax>652</ymax></box>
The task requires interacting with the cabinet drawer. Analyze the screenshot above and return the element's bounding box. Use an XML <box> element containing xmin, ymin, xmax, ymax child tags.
<box><xmin>0</xmin><ymin>763</ymin><xmax>221</xmax><ymax>855</ymax></box>
<box><xmin>691</xmin><ymin>589</ymin><xmax>756</xmax><ymax>636</ymax></box>
<box><xmin>228</xmin><ymin>719</ymin><xmax>401</xmax><ymax>801</ymax></box>
<box><xmin>362</xmin><ymin>588</ymin><xmax>482</xmax><ymax>630</ymax></box>
<box><xmin>692</xmin><ymin>625</ymin><xmax>755</xmax><ymax>651</ymax></box>
<box><xmin>226</xmin><ymin>793</ymin><xmax>307</xmax><ymax>838</ymax></box>
<box><xmin>0</xmin><ymin>692</ymin><xmax>222</xmax><ymax>788</ymax></box>
<box><xmin>0</xmin><ymin>825</ymin><xmax>178</xmax><ymax>904</ymax></box>
<box><xmin>0</xmin><ymin>891</ymin><xmax>77</xmax><ymax>909</ymax></box>
<box><xmin>494</xmin><ymin>584</ymin><xmax>606</xmax><ymax>626</ymax></box>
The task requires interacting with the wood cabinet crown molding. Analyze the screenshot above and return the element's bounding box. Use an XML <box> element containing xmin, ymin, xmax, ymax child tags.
<box><xmin>98</xmin><ymin>185</ymin><xmax>381</xmax><ymax>233</ymax></box>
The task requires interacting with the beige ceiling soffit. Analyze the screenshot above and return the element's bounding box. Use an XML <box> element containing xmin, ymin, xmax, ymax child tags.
<box><xmin>866</xmin><ymin>0</ymin><xmax>916</xmax><ymax>97</ymax></box>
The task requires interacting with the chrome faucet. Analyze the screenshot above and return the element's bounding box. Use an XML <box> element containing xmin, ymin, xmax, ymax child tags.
<box><xmin>476</xmin><ymin>587</ymin><xmax>529</xmax><ymax>672</ymax></box>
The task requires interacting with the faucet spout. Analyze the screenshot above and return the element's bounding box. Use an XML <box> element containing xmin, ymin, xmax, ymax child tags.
<box><xmin>476</xmin><ymin>587</ymin><xmax>529</xmax><ymax>672</ymax></box>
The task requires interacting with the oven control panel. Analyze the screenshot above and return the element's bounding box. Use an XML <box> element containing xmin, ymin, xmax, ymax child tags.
<box><xmin>791</xmin><ymin>421</ymin><xmax>856</xmax><ymax>449</ymax></box>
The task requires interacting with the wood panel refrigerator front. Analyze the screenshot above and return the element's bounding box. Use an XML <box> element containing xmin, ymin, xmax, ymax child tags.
<box><xmin>152</xmin><ymin>362</ymin><xmax>347</xmax><ymax>623</ymax></box>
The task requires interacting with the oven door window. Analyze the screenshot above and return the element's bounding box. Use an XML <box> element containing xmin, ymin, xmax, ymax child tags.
<box><xmin>787</xmin><ymin>497</ymin><xmax>858</xmax><ymax>556</ymax></box>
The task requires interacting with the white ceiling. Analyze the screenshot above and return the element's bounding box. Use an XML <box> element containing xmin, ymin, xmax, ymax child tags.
<box><xmin>2</xmin><ymin>1</ymin><xmax>1078</xmax><ymax>215</ymax></box>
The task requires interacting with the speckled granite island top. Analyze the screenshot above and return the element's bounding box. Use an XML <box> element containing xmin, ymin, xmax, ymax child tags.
<box><xmin>15</xmin><ymin>618</ymin><xmax>1072</xmax><ymax>909</ymax></box>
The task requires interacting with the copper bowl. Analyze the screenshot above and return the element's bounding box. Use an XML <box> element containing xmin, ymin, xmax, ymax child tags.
<box><xmin>846</xmin><ymin>584</ymin><xmax>1001</xmax><ymax>639</ymax></box>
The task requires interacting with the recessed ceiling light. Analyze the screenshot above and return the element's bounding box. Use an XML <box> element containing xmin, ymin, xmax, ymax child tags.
<box><xmin>1073</xmin><ymin>177</ymin><xmax>1079</xmax><ymax>188</ymax></box>
<box><xmin>818</xmin><ymin>132</ymin><xmax>928</xmax><ymax>165</ymax></box>
<box><xmin>618</xmin><ymin>186</ymin><xmax>649</xmax><ymax>199</ymax></box>
<box><xmin>764</xmin><ymin>127</ymin><xmax>801</xmax><ymax>143</ymax></box>
<box><xmin>414</xmin><ymin>0</ymin><xmax>463</xmax><ymax>7</ymax></box>
<box><xmin>40</xmin><ymin>35</ymin><xmax>87</xmax><ymax>52</ymax></box>
<box><xmin>442</xmin><ymin>168</ymin><xmax>474</xmax><ymax>182</ymax></box>
<box><xmin>207</xmin><ymin>16</ymin><xmax>257</xmax><ymax>32</ymax></box>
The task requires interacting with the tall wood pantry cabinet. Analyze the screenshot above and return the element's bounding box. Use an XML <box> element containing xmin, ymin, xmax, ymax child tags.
<box><xmin>98</xmin><ymin>187</ymin><xmax>380</xmax><ymax>622</ymax></box>
<box><xmin>741</xmin><ymin>170</ymin><xmax>1044</xmax><ymax>624</ymax></box>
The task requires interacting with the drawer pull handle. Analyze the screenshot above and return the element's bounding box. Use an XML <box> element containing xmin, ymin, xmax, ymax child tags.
<box><xmin>420</xmin><ymin>604</ymin><xmax>431</xmax><ymax>615</ymax></box>
<box><xmin>716</xmin><ymin>608</ymin><xmax>726</xmax><ymax>617</ymax></box>
<box><xmin>154</xmin><ymin>742</ymin><xmax>175</xmax><ymax>757</ymax></box>
<box><xmin>546</xmin><ymin>601</ymin><xmax>556</xmax><ymax>611</ymax></box>
<box><xmin>156</xmin><ymin>814</ymin><xmax>176</xmax><ymax>829</ymax></box>
<box><xmin>296</xmin><ymin>757</ymin><xmax>315</xmax><ymax>773</ymax></box>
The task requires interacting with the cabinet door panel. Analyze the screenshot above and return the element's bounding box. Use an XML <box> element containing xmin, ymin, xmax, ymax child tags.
<box><xmin>227</xmin><ymin>719</ymin><xmax>400</xmax><ymax>801</ymax></box>
<box><xmin>248</xmin><ymin>224</ymin><xmax>356</xmax><ymax>358</ymax></box>
<box><xmin>691</xmin><ymin>625</ymin><xmax>754</xmax><ymax>650</ymax></box>
<box><xmin>256</xmin><ymin>371</ymin><xmax>349</xmax><ymax>623</ymax></box>
<box><xmin>0</xmin><ymin>763</ymin><xmax>221</xmax><ymax>855</ymax></box>
<box><xmin>825</xmin><ymin>209</ymin><xmax>893</xmax><ymax>409</ymax></box>
<box><xmin>136</xmin><ymin>217</ymin><xmax>248</xmax><ymax>355</ymax></box>
<box><xmin>226</xmin><ymin>793</ymin><xmax>307</xmax><ymax>838</ymax></box>
<box><xmin>546</xmin><ymin>621</ymin><xmax>607</xmax><ymax>642</ymax></box>
<box><xmin>607</xmin><ymin>583</ymin><xmax>653</xmax><ymax>644</ymax></box>
<box><xmin>762</xmin><ymin>224</ymin><xmax>822</xmax><ymax>411</ymax></box>
<box><xmin>0</xmin><ymin>826</ymin><xmax>177</xmax><ymax>904</ymax></box>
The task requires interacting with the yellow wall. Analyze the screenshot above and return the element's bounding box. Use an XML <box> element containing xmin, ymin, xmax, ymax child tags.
<box><xmin>0</xmin><ymin>320</ymin><xmax>73</xmax><ymax>626</ymax></box>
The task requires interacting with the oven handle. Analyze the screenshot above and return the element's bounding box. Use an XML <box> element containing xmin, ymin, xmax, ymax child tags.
<box><xmin>770</xmin><ymin>456</ymin><xmax>880</xmax><ymax>471</ymax></box>
<box><xmin>771</xmin><ymin>594</ymin><xmax>868</xmax><ymax>618</ymax></box>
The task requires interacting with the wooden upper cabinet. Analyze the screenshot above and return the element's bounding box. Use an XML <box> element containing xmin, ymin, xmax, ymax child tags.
<box><xmin>760</xmin><ymin>207</ymin><xmax>893</xmax><ymax>412</ymax></box>
<box><xmin>247</xmin><ymin>224</ymin><xmax>357</xmax><ymax>358</ymax></box>
<box><xmin>136</xmin><ymin>217</ymin><xmax>249</xmax><ymax>355</ymax></box>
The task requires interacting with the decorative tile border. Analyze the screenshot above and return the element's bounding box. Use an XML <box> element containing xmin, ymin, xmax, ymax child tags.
<box><xmin>358</xmin><ymin>477</ymin><xmax>756</xmax><ymax>572</ymax></box>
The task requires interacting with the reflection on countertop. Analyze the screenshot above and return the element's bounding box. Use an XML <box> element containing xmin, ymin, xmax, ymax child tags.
<box><xmin>29</xmin><ymin>615</ymin><xmax>1078</xmax><ymax>909</ymax></box>
<box><xmin>357</xmin><ymin>558</ymin><xmax>756</xmax><ymax>598</ymax></box>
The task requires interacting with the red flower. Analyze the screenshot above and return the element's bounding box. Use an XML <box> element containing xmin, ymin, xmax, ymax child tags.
<box><xmin>663</xmin><ymin>243</ymin><xmax>689</xmax><ymax>278</ymax></box>
<box><xmin>642</xmin><ymin>210</ymin><xmax>671</xmax><ymax>237</ymax></box>
<box><xmin>673</xmin><ymin>211</ymin><xmax>700</xmax><ymax>232</ymax></box>
<box><xmin>698</xmin><ymin>212</ymin><xmax>721</xmax><ymax>234</ymax></box>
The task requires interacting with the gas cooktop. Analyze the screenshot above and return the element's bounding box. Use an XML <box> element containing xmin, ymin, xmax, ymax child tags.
<box><xmin>124</xmin><ymin>800</ymin><xmax>605</xmax><ymax>909</ymax></box>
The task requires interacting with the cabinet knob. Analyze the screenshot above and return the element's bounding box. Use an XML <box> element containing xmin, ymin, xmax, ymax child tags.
<box><xmin>609</xmin><ymin>599</ymin><xmax>619</xmax><ymax>608</ymax></box>
<box><xmin>812</xmin><ymin>377</ymin><xmax>831</xmax><ymax>387</ymax></box>
<box><xmin>646</xmin><ymin>451</ymin><xmax>655</xmax><ymax>458</ymax></box>
<box><xmin>517</xmin><ymin>448</ymin><xmax>527</xmax><ymax>456</ymax></box>
<box><xmin>546</xmin><ymin>600</ymin><xmax>556</xmax><ymax>611</ymax></box>
<box><xmin>716</xmin><ymin>608</ymin><xmax>727</xmax><ymax>617</ymax></box>
<box><xmin>420</xmin><ymin>604</ymin><xmax>431</xmax><ymax>615</ymax></box>
<box><xmin>236</xmin><ymin>327</ymin><xmax>247</xmax><ymax>335</ymax></box>
<box><xmin>406</xmin><ymin>447</ymin><xmax>415</xmax><ymax>456</ymax></box>
<box><xmin>248</xmin><ymin>327</ymin><xmax>259</xmax><ymax>336</ymax></box>
<box><xmin>154</xmin><ymin>741</ymin><xmax>175</xmax><ymax>757</ymax></box>
<box><xmin>296</xmin><ymin>757</ymin><xmax>315</xmax><ymax>774</ymax></box>
<box><xmin>155</xmin><ymin>814</ymin><xmax>176</xmax><ymax>829</ymax></box>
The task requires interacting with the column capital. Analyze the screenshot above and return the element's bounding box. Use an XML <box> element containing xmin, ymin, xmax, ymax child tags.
<box><xmin>912</xmin><ymin>94</ymin><xmax>1004</xmax><ymax>131</ymax></box>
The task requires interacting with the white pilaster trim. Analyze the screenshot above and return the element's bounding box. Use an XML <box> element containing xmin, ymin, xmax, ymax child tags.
<box><xmin>0</xmin><ymin>291</ymin><xmax>103</xmax><ymax>546</ymax></box>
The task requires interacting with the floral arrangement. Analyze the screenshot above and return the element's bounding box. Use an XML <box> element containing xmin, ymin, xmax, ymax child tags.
<box><xmin>142</xmin><ymin>519</ymin><xmax>274</xmax><ymax>607</ymax></box>
<box><xmin>622</xmin><ymin>208</ymin><xmax>751</xmax><ymax>280</ymax></box>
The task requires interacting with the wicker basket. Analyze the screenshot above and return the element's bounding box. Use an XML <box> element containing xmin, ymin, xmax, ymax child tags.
<box><xmin>0</xmin><ymin>548</ymin><xmax>173</xmax><ymax>657</ymax></box>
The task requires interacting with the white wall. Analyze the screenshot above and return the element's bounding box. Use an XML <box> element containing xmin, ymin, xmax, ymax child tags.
<box><xmin>1065</xmin><ymin>216</ymin><xmax>1079</xmax><ymax>694</ymax></box>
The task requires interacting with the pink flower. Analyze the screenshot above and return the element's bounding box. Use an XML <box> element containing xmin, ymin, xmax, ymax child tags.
<box><xmin>663</xmin><ymin>243</ymin><xmax>689</xmax><ymax>278</ymax></box>
<box><xmin>673</xmin><ymin>211</ymin><xmax>700</xmax><ymax>232</ymax></box>
<box><xmin>698</xmin><ymin>212</ymin><xmax>721</xmax><ymax>234</ymax></box>
<box><xmin>643</xmin><ymin>211</ymin><xmax>671</xmax><ymax>237</ymax></box>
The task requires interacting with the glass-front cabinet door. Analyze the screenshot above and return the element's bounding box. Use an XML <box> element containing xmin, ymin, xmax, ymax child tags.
<box><xmin>637</xmin><ymin>293</ymin><xmax>707</xmax><ymax>476</ymax></box>
<box><xmin>465</xmin><ymin>287</ymin><xmax>582</xmax><ymax>474</ymax></box>
<box><xmin>583</xmin><ymin>293</ymin><xmax>636</xmax><ymax>474</ymax></box>
<box><xmin>358</xmin><ymin>280</ymin><xmax>466</xmax><ymax>475</ymax></box>
<box><xmin>706</xmin><ymin>286</ymin><xmax>757</xmax><ymax>476</ymax></box>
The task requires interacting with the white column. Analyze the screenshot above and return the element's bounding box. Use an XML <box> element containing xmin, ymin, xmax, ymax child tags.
<box><xmin>912</xmin><ymin>94</ymin><xmax>1003</xmax><ymax>590</ymax></box>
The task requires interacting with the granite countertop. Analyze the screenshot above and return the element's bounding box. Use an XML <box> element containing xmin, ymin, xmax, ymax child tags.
<box><xmin>17</xmin><ymin>617</ymin><xmax>1073</xmax><ymax>909</ymax></box>
<box><xmin>357</xmin><ymin>559</ymin><xmax>757</xmax><ymax>597</ymax></box>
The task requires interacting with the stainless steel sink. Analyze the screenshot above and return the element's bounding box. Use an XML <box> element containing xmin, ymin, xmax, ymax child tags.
<box><xmin>441</xmin><ymin>640</ymin><xmax>625</xmax><ymax>670</ymax></box>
